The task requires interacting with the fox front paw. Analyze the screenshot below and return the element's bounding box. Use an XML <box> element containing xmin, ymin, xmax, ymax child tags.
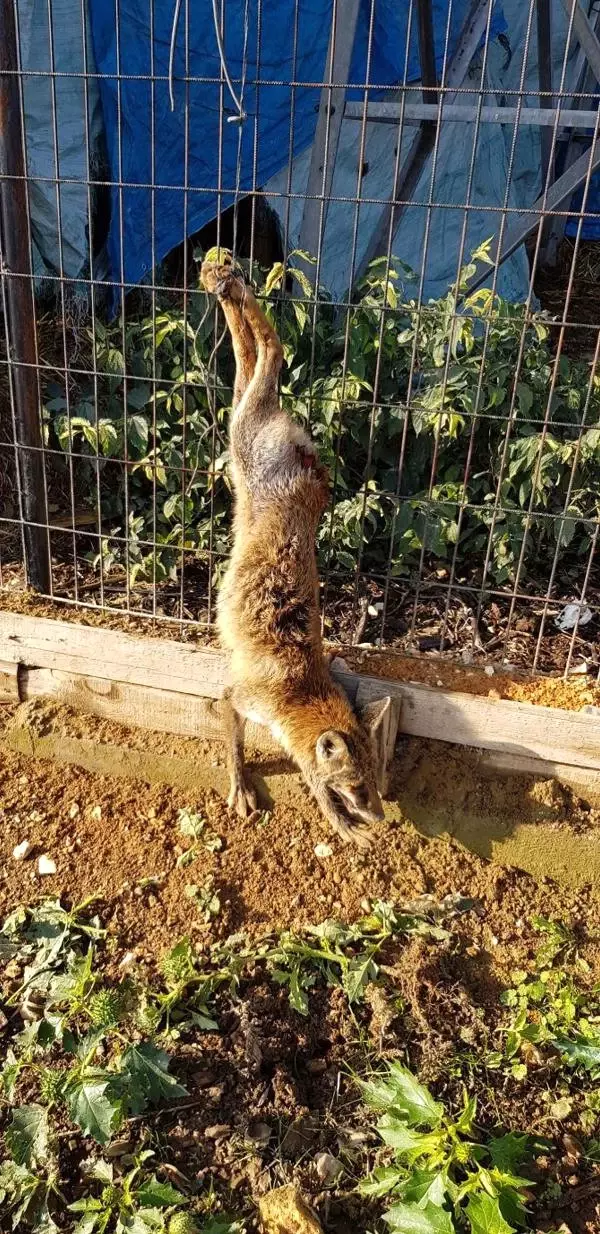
<box><xmin>227</xmin><ymin>775</ymin><xmax>258</xmax><ymax>819</ymax></box>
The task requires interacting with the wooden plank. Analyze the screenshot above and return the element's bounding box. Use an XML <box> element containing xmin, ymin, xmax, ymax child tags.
<box><xmin>344</xmin><ymin>100</ymin><xmax>600</xmax><ymax>128</ymax></box>
<box><xmin>536</xmin><ymin>0</ymin><xmax>554</xmax><ymax>201</ymax></box>
<box><xmin>21</xmin><ymin>667</ymin><xmax>280</xmax><ymax>754</ymax></box>
<box><xmin>0</xmin><ymin>611</ymin><xmax>228</xmax><ymax>699</ymax></box>
<box><xmin>478</xmin><ymin>749</ymin><xmax>600</xmax><ymax>799</ymax></box>
<box><xmin>559</xmin><ymin>0</ymin><xmax>600</xmax><ymax>87</ymax></box>
<box><xmin>2</xmin><ymin>611</ymin><xmax>600</xmax><ymax>773</ymax></box>
<box><xmin>351</xmin><ymin>674</ymin><xmax>600</xmax><ymax>771</ymax></box>
<box><xmin>466</xmin><ymin>135</ymin><xmax>600</xmax><ymax>295</ymax></box>
<box><xmin>354</xmin><ymin>0</ymin><xmax>493</xmax><ymax>281</ymax></box>
<box><xmin>0</xmin><ymin>658</ymin><xmax>20</xmax><ymax>701</ymax></box>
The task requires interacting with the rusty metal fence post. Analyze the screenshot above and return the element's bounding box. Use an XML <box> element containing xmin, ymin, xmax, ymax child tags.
<box><xmin>0</xmin><ymin>0</ymin><xmax>51</xmax><ymax>592</ymax></box>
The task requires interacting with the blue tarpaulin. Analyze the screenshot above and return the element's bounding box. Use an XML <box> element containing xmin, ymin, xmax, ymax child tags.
<box><xmin>87</xmin><ymin>0</ymin><xmax>506</xmax><ymax>297</ymax></box>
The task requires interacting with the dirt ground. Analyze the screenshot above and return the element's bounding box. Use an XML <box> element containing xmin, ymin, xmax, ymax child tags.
<box><xmin>3</xmin><ymin>698</ymin><xmax>600</xmax><ymax>956</ymax></box>
<box><xmin>0</xmin><ymin>724</ymin><xmax>585</xmax><ymax>966</ymax></box>
<box><xmin>341</xmin><ymin>646</ymin><xmax>600</xmax><ymax>712</ymax></box>
<box><xmin>2</xmin><ymin>703</ymin><xmax>600</xmax><ymax>1230</ymax></box>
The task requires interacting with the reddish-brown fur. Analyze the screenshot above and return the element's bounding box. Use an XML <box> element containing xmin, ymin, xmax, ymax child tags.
<box><xmin>200</xmin><ymin>260</ymin><xmax>387</xmax><ymax>846</ymax></box>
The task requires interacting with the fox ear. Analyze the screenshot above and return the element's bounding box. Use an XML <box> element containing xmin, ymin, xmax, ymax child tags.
<box><xmin>357</xmin><ymin>693</ymin><xmax>401</xmax><ymax>796</ymax></box>
<box><xmin>316</xmin><ymin>730</ymin><xmax>349</xmax><ymax>764</ymax></box>
<box><xmin>358</xmin><ymin>696</ymin><xmax>391</xmax><ymax>734</ymax></box>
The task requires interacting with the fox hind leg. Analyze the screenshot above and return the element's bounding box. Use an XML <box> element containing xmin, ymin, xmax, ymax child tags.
<box><xmin>201</xmin><ymin>261</ymin><xmax>256</xmax><ymax>408</ymax></box>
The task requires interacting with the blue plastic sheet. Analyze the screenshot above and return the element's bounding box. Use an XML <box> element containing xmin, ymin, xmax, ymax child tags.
<box><xmin>88</xmin><ymin>0</ymin><xmax>505</xmax><ymax>298</ymax></box>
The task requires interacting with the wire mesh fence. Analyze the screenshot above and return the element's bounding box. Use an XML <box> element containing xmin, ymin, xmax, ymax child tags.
<box><xmin>1</xmin><ymin>0</ymin><xmax>599</xmax><ymax>676</ymax></box>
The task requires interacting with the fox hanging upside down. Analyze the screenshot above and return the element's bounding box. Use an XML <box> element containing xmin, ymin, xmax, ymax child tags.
<box><xmin>201</xmin><ymin>259</ymin><xmax>391</xmax><ymax>848</ymax></box>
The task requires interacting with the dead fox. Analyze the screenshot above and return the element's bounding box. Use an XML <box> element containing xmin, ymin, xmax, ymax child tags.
<box><xmin>201</xmin><ymin>259</ymin><xmax>389</xmax><ymax>847</ymax></box>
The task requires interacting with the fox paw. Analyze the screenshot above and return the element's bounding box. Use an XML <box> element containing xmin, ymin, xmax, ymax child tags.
<box><xmin>201</xmin><ymin>260</ymin><xmax>244</xmax><ymax>303</ymax></box>
<box><xmin>227</xmin><ymin>776</ymin><xmax>258</xmax><ymax>819</ymax></box>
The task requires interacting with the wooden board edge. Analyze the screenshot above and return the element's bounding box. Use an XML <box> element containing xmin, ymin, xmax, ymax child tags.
<box><xmin>1</xmin><ymin>610</ymin><xmax>600</xmax><ymax>772</ymax></box>
<box><xmin>0</xmin><ymin>659</ymin><xmax>21</xmax><ymax>702</ymax></box>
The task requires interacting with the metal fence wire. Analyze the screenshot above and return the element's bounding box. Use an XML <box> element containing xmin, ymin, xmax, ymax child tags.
<box><xmin>1</xmin><ymin>0</ymin><xmax>600</xmax><ymax>677</ymax></box>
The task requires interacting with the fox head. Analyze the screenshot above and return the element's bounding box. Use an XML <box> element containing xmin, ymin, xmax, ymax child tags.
<box><xmin>282</xmin><ymin>691</ymin><xmax>394</xmax><ymax>848</ymax></box>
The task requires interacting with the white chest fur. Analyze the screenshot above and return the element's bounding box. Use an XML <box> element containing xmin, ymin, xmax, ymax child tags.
<box><xmin>243</xmin><ymin>708</ymin><xmax>289</xmax><ymax>752</ymax></box>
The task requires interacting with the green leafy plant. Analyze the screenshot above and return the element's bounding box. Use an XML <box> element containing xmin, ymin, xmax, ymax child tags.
<box><xmin>358</xmin><ymin>1063</ymin><xmax>535</xmax><ymax>1232</ymax></box>
<box><xmin>67</xmin><ymin>1150</ymin><xmax>187</xmax><ymax>1233</ymax></box>
<box><xmin>0</xmin><ymin>1101</ymin><xmax>62</xmax><ymax>1230</ymax></box>
<box><xmin>267</xmin><ymin>898</ymin><xmax>461</xmax><ymax>1015</ymax></box>
<box><xmin>43</xmin><ymin>243</ymin><xmax>600</xmax><ymax>593</ymax></box>
<box><xmin>176</xmin><ymin>808</ymin><xmax>222</xmax><ymax>867</ymax></box>
<box><xmin>499</xmin><ymin>918</ymin><xmax>600</xmax><ymax>1079</ymax></box>
<box><xmin>184</xmin><ymin>879</ymin><xmax>221</xmax><ymax>921</ymax></box>
<box><xmin>0</xmin><ymin>1158</ymin><xmax>62</xmax><ymax>1232</ymax></box>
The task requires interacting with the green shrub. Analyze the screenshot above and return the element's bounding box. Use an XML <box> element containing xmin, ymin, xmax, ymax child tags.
<box><xmin>44</xmin><ymin>244</ymin><xmax>600</xmax><ymax>591</ymax></box>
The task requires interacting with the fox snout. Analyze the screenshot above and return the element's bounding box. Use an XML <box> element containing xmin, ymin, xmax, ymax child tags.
<box><xmin>330</xmin><ymin>779</ymin><xmax>384</xmax><ymax>825</ymax></box>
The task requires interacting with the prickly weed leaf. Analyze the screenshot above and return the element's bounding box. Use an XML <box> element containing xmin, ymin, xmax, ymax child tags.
<box><xmin>66</xmin><ymin>1080</ymin><xmax>118</xmax><ymax>1144</ymax></box>
<box><xmin>401</xmin><ymin>1169</ymin><xmax>449</xmax><ymax>1207</ymax></box>
<box><xmin>119</xmin><ymin>1043</ymin><xmax>187</xmax><ymax>1112</ymax></box>
<box><xmin>466</xmin><ymin>1193</ymin><xmax>514</xmax><ymax>1234</ymax></box>
<box><xmin>135</xmin><ymin>1177</ymin><xmax>187</xmax><ymax>1208</ymax></box>
<box><xmin>384</xmin><ymin>1200</ymin><xmax>455</xmax><ymax>1232</ymax></box>
<box><xmin>123</xmin><ymin>1211</ymin><xmax>165</xmax><ymax>1232</ymax></box>
<box><xmin>360</xmin><ymin>1063</ymin><xmax>443</xmax><ymax>1126</ymax></box>
<box><xmin>377</xmin><ymin>1118</ymin><xmax>441</xmax><ymax>1158</ymax></box>
<box><xmin>5</xmin><ymin>1104</ymin><xmax>50</xmax><ymax>1166</ymax></box>
<box><xmin>487</xmin><ymin>1132</ymin><xmax>535</xmax><ymax>1173</ymax></box>
<box><xmin>358</xmin><ymin>1165</ymin><xmax>404</xmax><ymax>1197</ymax></box>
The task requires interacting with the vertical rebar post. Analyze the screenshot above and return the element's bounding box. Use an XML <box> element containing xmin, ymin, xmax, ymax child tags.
<box><xmin>0</xmin><ymin>0</ymin><xmax>51</xmax><ymax>591</ymax></box>
<box><xmin>536</xmin><ymin>0</ymin><xmax>554</xmax><ymax>257</ymax></box>
<box><xmin>416</xmin><ymin>0</ymin><xmax>438</xmax><ymax>106</ymax></box>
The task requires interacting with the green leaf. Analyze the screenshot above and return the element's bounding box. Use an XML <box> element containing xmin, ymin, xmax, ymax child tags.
<box><xmin>72</xmin><ymin>1214</ymin><xmax>102</xmax><ymax>1234</ymax></box>
<box><xmin>288</xmin><ymin>967</ymin><xmax>309</xmax><ymax>1016</ymax></box>
<box><xmin>128</xmin><ymin>414</ymin><xmax>150</xmax><ymax>453</ymax></box>
<box><xmin>264</xmin><ymin>262</ymin><xmax>285</xmax><ymax>296</ymax></box>
<box><xmin>135</xmin><ymin>1176</ymin><xmax>186</xmax><ymax>1207</ymax></box>
<box><xmin>0</xmin><ymin>936</ymin><xmax>19</xmax><ymax>962</ymax></box>
<box><xmin>553</xmin><ymin>1036</ymin><xmax>600</xmax><ymax>1070</ymax></box>
<box><xmin>105</xmin><ymin>347</ymin><xmax>125</xmax><ymax>376</ymax></box>
<box><xmin>341</xmin><ymin>952</ymin><xmax>377</xmax><ymax>1003</ymax></box>
<box><xmin>127</xmin><ymin>384</ymin><xmax>150</xmax><ymax>410</ymax></box>
<box><xmin>119</xmin><ymin>1042</ymin><xmax>187</xmax><ymax>1112</ymax></box>
<box><xmin>5</xmin><ymin>1104</ymin><xmax>50</xmax><ymax>1166</ymax></box>
<box><xmin>358</xmin><ymin>1165</ymin><xmax>403</xmax><ymax>1197</ymax></box>
<box><xmin>121</xmin><ymin>1211</ymin><xmax>165</xmax><ymax>1232</ymax></box>
<box><xmin>288</xmin><ymin>265</ymin><xmax>315</xmax><ymax>298</ymax></box>
<box><xmin>385</xmin><ymin>1200</ymin><xmax>455</xmax><ymax>1232</ymax></box>
<box><xmin>466</xmin><ymin>1193</ymin><xmax>514</xmax><ymax>1234</ymax></box>
<box><xmin>487</xmin><ymin>1132</ymin><xmax>533</xmax><ymax>1173</ymax></box>
<box><xmin>516</xmin><ymin>383</ymin><xmax>533</xmax><ymax>415</ymax></box>
<box><xmin>68</xmin><ymin>1197</ymin><xmax>105</xmax><ymax>1212</ymax></box>
<box><xmin>401</xmin><ymin>1169</ymin><xmax>448</xmax><ymax>1207</ymax></box>
<box><xmin>378</xmin><ymin>1118</ymin><xmax>441</xmax><ymax>1157</ymax></box>
<box><xmin>66</xmin><ymin>1080</ymin><xmax>118</xmax><ymax>1144</ymax></box>
<box><xmin>471</xmin><ymin>237</ymin><xmax>495</xmax><ymax>266</ymax></box>
<box><xmin>361</xmin><ymin>1063</ymin><xmax>443</xmax><ymax>1126</ymax></box>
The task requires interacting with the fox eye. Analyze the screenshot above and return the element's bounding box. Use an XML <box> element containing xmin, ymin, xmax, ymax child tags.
<box><xmin>352</xmin><ymin>784</ymin><xmax>368</xmax><ymax>807</ymax></box>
